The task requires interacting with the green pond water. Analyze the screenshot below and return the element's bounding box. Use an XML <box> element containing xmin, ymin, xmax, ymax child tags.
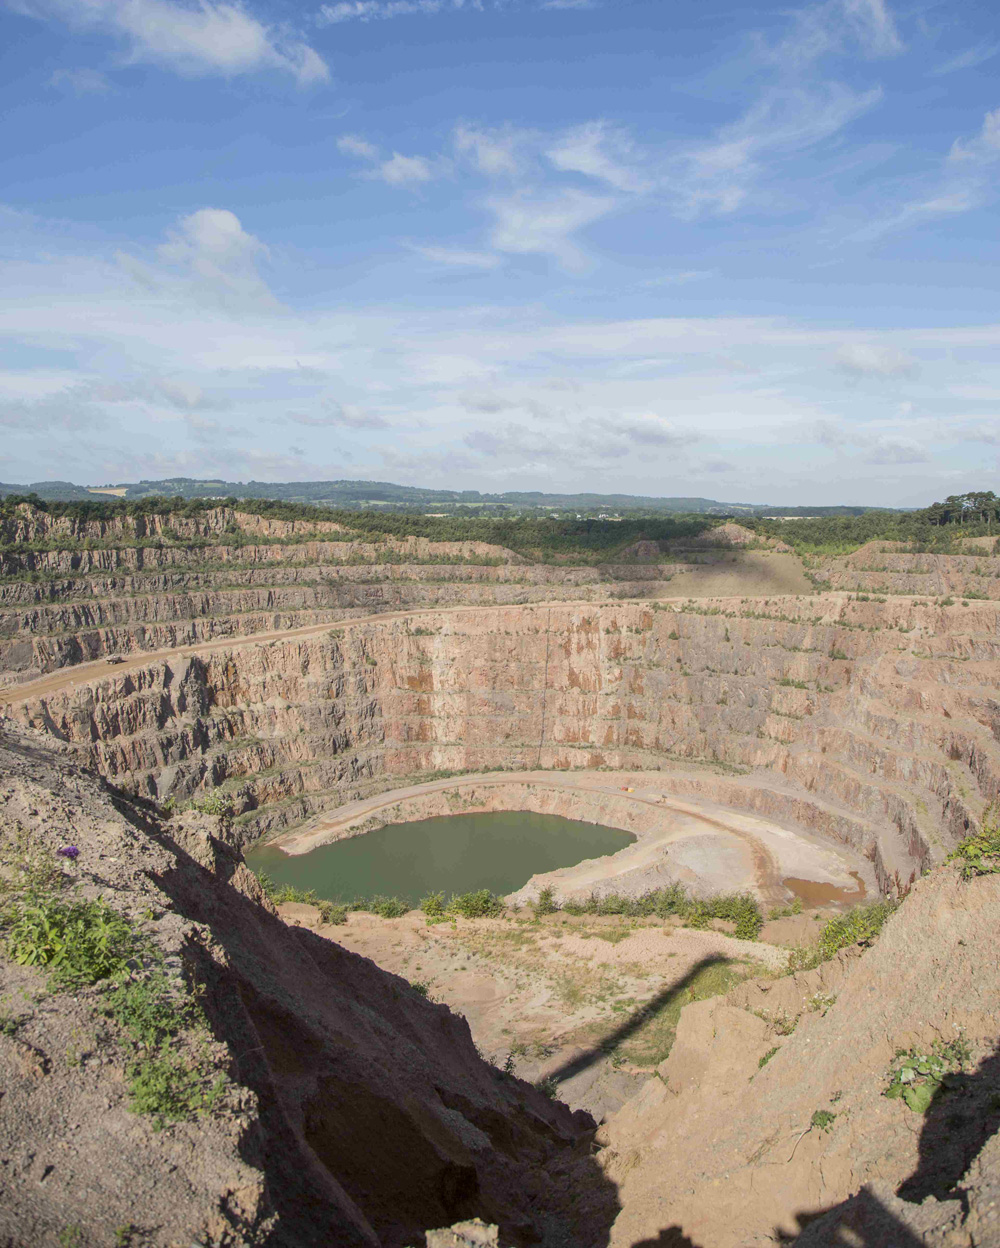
<box><xmin>246</xmin><ymin>811</ymin><xmax>635</xmax><ymax>906</ymax></box>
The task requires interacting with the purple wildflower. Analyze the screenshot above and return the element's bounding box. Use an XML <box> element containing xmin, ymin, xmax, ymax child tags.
<box><xmin>57</xmin><ymin>845</ymin><xmax>80</xmax><ymax>861</ymax></box>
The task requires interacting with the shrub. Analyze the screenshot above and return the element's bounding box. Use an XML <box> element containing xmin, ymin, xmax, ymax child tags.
<box><xmin>419</xmin><ymin>891</ymin><xmax>446</xmax><ymax>917</ymax></box>
<box><xmin>3</xmin><ymin>895</ymin><xmax>136</xmax><ymax>988</ymax></box>
<box><xmin>815</xmin><ymin>900</ymin><xmax>896</xmax><ymax>961</ymax></box>
<box><xmin>534</xmin><ymin>886</ymin><xmax>557</xmax><ymax>916</ymax></box>
<box><xmin>353</xmin><ymin>894</ymin><xmax>410</xmax><ymax>918</ymax></box>
<box><xmin>810</xmin><ymin>1109</ymin><xmax>836</xmax><ymax>1132</ymax></box>
<box><xmin>104</xmin><ymin>972</ymin><xmax>192</xmax><ymax>1046</ymax></box>
<box><xmin>447</xmin><ymin>889</ymin><xmax>505</xmax><ymax>919</ymax></box>
<box><xmin>191</xmin><ymin>791</ymin><xmax>235</xmax><ymax>819</ymax></box>
<box><xmin>948</xmin><ymin>808</ymin><xmax>1000</xmax><ymax>878</ymax></box>
<box><xmin>316</xmin><ymin>900</ymin><xmax>348</xmax><ymax>925</ymax></box>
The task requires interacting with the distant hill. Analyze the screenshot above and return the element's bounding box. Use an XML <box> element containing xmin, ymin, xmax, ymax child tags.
<box><xmin>0</xmin><ymin>476</ymin><xmax>889</xmax><ymax>516</ymax></box>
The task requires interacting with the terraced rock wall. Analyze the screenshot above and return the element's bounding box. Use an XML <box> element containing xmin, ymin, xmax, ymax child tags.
<box><xmin>9</xmin><ymin>595</ymin><xmax>998</xmax><ymax>892</ymax></box>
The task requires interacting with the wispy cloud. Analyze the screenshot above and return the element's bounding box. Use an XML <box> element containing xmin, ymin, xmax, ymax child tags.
<box><xmin>337</xmin><ymin>134</ymin><xmax>444</xmax><ymax>185</ymax></box>
<box><xmin>769</xmin><ymin>0</ymin><xmax>903</xmax><ymax>68</ymax></box>
<box><xmin>318</xmin><ymin>0</ymin><xmax>460</xmax><ymax>23</ymax></box>
<box><xmin>454</xmin><ymin>124</ymin><xmax>525</xmax><ymax>177</ymax></box>
<box><xmin>17</xmin><ymin>0</ymin><xmax>328</xmax><ymax>84</ymax></box>
<box><xmin>949</xmin><ymin>107</ymin><xmax>1000</xmax><ymax>164</ymax></box>
<box><xmin>835</xmin><ymin>343</ymin><xmax>918</xmax><ymax>377</ymax></box>
<box><xmin>546</xmin><ymin>121</ymin><xmax>647</xmax><ymax>192</ymax></box>
<box><xmin>47</xmin><ymin>66</ymin><xmax>111</xmax><ymax>93</ymax></box>
<box><xmin>411</xmin><ymin>244</ymin><xmax>502</xmax><ymax>269</ymax></box>
<box><xmin>931</xmin><ymin>42</ymin><xmax>1000</xmax><ymax>76</ymax></box>
<box><xmin>486</xmin><ymin>188</ymin><xmax>616</xmax><ymax>269</ymax></box>
<box><xmin>676</xmin><ymin>83</ymin><xmax>882</xmax><ymax>217</ymax></box>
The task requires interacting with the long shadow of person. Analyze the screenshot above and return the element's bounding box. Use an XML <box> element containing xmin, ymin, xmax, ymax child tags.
<box><xmin>781</xmin><ymin>1039</ymin><xmax>1000</xmax><ymax>1245</ymax></box>
<box><xmin>896</xmin><ymin>1039</ymin><xmax>1000</xmax><ymax>1205</ymax></box>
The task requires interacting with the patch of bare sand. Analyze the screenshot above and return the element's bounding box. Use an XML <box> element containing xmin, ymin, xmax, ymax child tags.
<box><xmin>279</xmin><ymin>903</ymin><xmax>785</xmax><ymax>1122</ymax></box>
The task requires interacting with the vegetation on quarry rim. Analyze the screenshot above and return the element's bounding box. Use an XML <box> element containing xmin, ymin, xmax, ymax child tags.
<box><xmin>0</xmin><ymin>836</ymin><xmax>229</xmax><ymax>1129</ymax></box>
<box><xmin>6</xmin><ymin>486</ymin><xmax>1000</xmax><ymax>563</ymax></box>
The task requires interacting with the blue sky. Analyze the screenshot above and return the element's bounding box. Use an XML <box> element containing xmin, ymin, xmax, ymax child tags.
<box><xmin>1</xmin><ymin>0</ymin><xmax>999</xmax><ymax>504</ymax></box>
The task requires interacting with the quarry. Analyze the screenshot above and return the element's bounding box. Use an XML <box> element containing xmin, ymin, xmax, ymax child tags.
<box><xmin>2</xmin><ymin>500</ymin><xmax>1000</xmax><ymax>1248</ymax></box>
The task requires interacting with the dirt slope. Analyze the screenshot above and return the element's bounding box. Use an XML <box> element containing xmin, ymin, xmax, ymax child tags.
<box><xmin>0</xmin><ymin>722</ymin><xmax>612</xmax><ymax>1248</ymax></box>
<box><xmin>598</xmin><ymin>864</ymin><xmax>1000</xmax><ymax>1246</ymax></box>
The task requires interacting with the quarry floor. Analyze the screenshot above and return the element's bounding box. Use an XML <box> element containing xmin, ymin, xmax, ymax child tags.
<box><xmin>277</xmin><ymin>899</ymin><xmax>823</xmax><ymax>1123</ymax></box>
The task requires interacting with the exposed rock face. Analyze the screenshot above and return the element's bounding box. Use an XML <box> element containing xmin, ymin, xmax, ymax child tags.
<box><xmin>8</xmin><ymin>594</ymin><xmax>997</xmax><ymax>889</ymax></box>
<box><xmin>0</xmin><ymin>723</ymin><xmax>612</xmax><ymax>1248</ymax></box>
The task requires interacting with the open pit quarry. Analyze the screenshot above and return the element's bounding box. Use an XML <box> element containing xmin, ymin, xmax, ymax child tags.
<box><xmin>1</xmin><ymin>502</ymin><xmax>999</xmax><ymax>1248</ymax></box>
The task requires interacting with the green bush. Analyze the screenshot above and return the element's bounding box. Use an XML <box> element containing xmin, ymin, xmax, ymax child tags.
<box><xmin>559</xmin><ymin>883</ymin><xmax>763</xmax><ymax>936</ymax></box>
<box><xmin>3</xmin><ymin>895</ymin><xmax>136</xmax><ymax>988</ymax></box>
<box><xmin>447</xmin><ymin>889</ymin><xmax>505</xmax><ymax>919</ymax></box>
<box><xmin>316</xmin><ymin>900</ymin><xmax>348</xmax><ymax>925</ymax></box>
<box><xmin>948</xmin><ymin>808</ymin><xmax>1000</xmax><ymax>878</ymax></box>
<box><xmin>419</xmin><ymin>891</ymin><xmax>446</xmax><ymax>917</ymax></box>
<box><xmin>534</xmin><ymin>886</ymin><xmax>557</xmax><ymax>915</ymax></box>
<box><xmin>191</xmin><ymin>791</ymin><xmax>235</xmax><ymax>819</ymax></box>
<box><xmin>815</xmin><ymin>900</ymin><xmax>896</xmax><ymax>961</ymax></box>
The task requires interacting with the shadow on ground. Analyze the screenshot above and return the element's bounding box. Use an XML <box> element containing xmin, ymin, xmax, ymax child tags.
<box><xmin>547</xmin><ymin>955</ymin><xmax>728</xmax><ymax>1086</ymax></box>
<box><xmin>623</xmin><ymin>1034</ymin><xmax>1000</xmax><ymax>1246</ymax></box>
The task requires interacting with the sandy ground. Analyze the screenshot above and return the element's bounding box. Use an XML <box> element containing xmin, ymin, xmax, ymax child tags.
<box><xmin>279</xmin><ymin>901</ymin><xmax>797</xmax><ymax>1122</ymax></box>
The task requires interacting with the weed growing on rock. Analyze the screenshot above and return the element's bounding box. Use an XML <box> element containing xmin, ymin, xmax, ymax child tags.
<box><xmin>758</xmin><ymin>1046</ymin><xmax>778</xmax><ymax>1068</ymax></box>
<box><xmin>191</xmin><ymin>790</ymin><xmax>235</xmax><ymax>819</ymax></box>
<box><xmin>810</xmin><ymin>1109</ymin><xmax>836</xmax><ymax>1132</ymax></box>
<box><xmin>126</xmin><ymin>1050</ymin><xmax>226</xmax><ymax>1130</ymax></box>
<box><xmin>884</xmin><ymin>1037</ymin><xmax>972</xmax><ymax>1113</ymax></box>
<box><xmin>3</xmin><ymin>895</ymin><xmax>137</xmax><ymax>988</ymax></box>
<box><xmin>103</xmin><ymin>971</ymin><xmax>194</xmax><ymax>1046</ymax></box>
<box><xmin>788</xmin><ymin>900</ymin><xmax>896</xmax><ymax>970</ymax></box>
<box><xmin>948</xmin><ymin>807</ymin><xmax>1000</xmax><ymax>878</ymax></box>
<box><xmin>535</xmin><ymin>1075</ymin><xmax>559</xmax><ymax>1099</ymax></box>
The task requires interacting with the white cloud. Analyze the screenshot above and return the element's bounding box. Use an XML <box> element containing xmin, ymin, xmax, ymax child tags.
<box><xmin>151</xmin><ymin>207</ymin><xmax>274</xmax><ymax>305</ymax></box>
<box><xmin>319</xmin><ymin>0</ymin><xmax>456</xmax><ymax>22</ymax></box>
<box><xmin>771</xmin><ymin>0</ymin><xmax>903</xmax><ymax>68</ymax></box>
<box><xmin>678</xmin><ymin>83</ymin><xmax>881</xmax><ymax>216</ymax></box>
<box><xmin>865</xmin><ymin>436</ymin><xmax>928</xmax><ymax>465</ymax></box>
<box><xmin>412</xmin><ymin>244</ymin><xmax>502</xmax><ymax>269</ymax></box>
<box><xmin>338</xmin><ymin>135</ymin><xmax>441</xmax><ymax>185</ymax></box>
<box><xmin>47</xmin><ymin>66</ymin><xmax>110</xmax><ymax>92</ymax></box>
<box><xmin>376</xmin><ymin>152</ymin><xmax>437</xmax><ymax>185</ymax></box>
<box><xmin>835</xmin><ymin>343</ymin><xmax>917</xmax><ymax>377</ymax></box>
<box><xmin>21</xmin><ymin>0</ymin><xmax>328</xmax><ymax>84</ymax></box>
<box><xmin>453</xmin><ymin>124</ymin><xmax>524</xmax><ymax>177</ymax></box>
<box><xmin>284</xmin><ymin>402</ymin><xmax>390</xmax><ymax>429</ymax></box>
<box><xmin>949</xmin><ymin>108</ymin><xmax>1000</xmax><ymax>164</ymax></box>
<box><xmin>486</xmin><ymin>188</ymin><xmax>616</xmax><ymax>269</ymax></box>
<box><xmin>932</xmin><ymin>42</ymin><xmax>1000</xmax><ymax>76</ymax></box>
<box><xmin>546</xmin><ymin>121</ymin><xmax>647</xmax><ymax>192</ymax></box>
<box><xmin>337</xmin><ymin>134</ymin><xmax>379</xmax><ymax>160</ymax></box>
